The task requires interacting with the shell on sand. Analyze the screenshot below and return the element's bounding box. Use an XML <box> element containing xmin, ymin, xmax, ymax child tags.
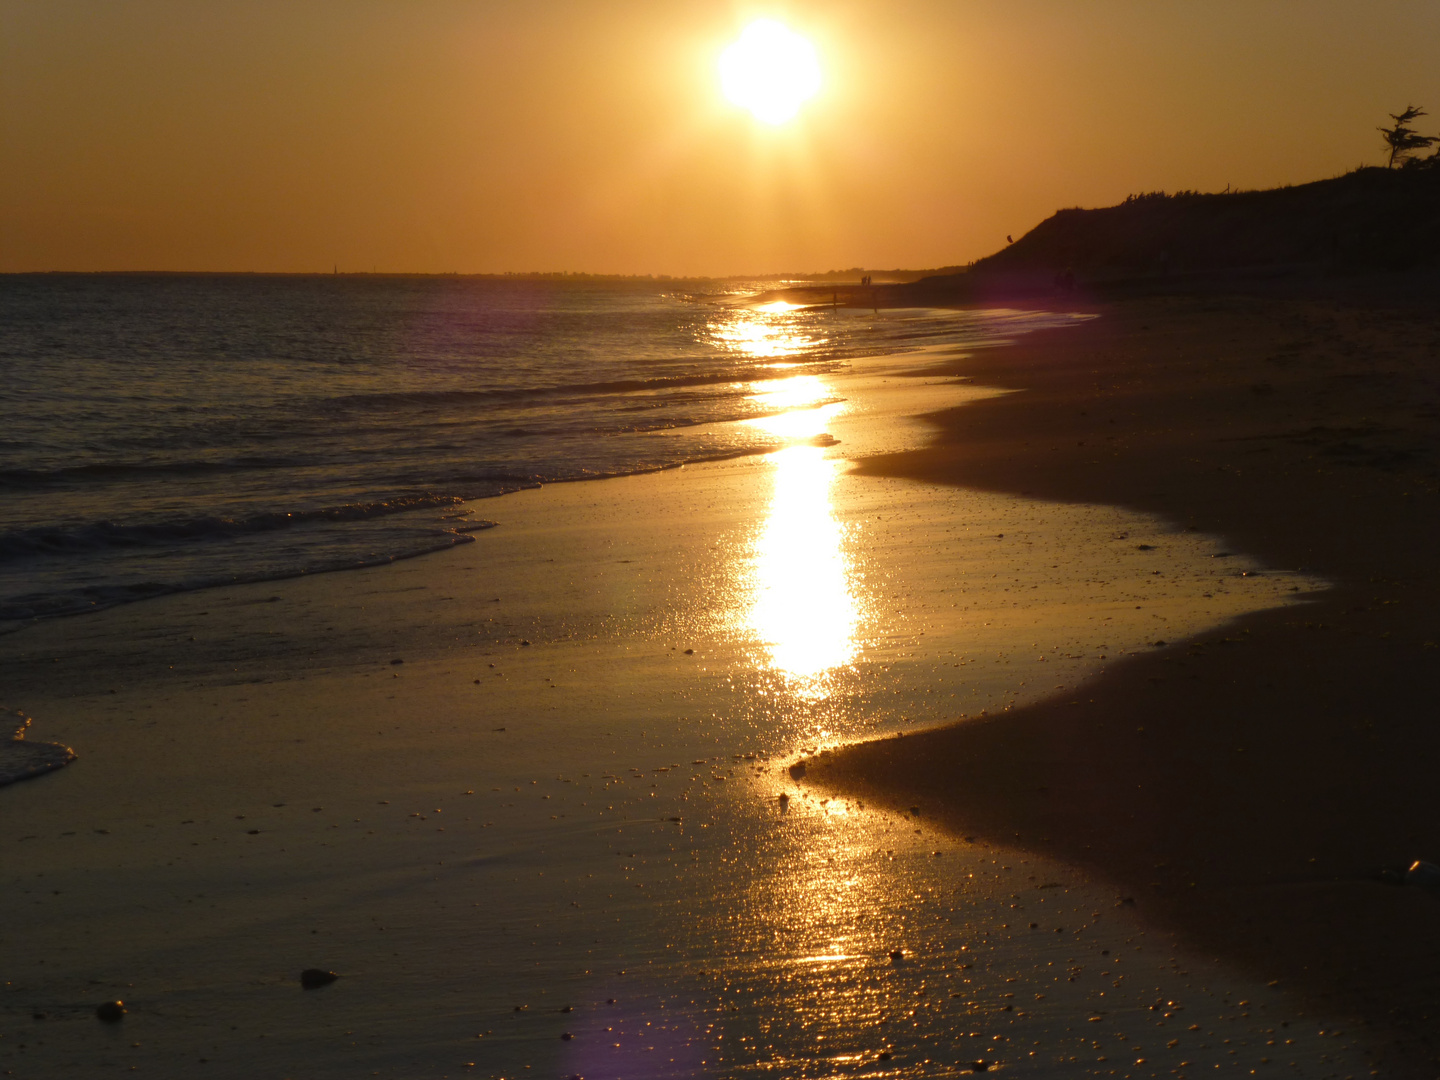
<box><xmin>1</xmin><ymin>707</ymin><xmax>76</xmax><ymax>788</ymax></box>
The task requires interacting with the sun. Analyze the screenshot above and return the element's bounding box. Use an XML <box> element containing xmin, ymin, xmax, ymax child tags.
<box><xmin>719</xmin><ymin>19</ymin><xmax>822</xmax><ymax>125</ymax></box>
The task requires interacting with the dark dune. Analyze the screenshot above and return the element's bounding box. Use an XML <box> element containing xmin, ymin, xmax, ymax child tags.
<box><xmin>772</xmin><ymin>166</ymin><xmax>1440</xmax><ymax>309</ymax></box>
<box><xmin>965</xmin><ymin>166</ymin><xmax>1440</xmax><ymax>277</ymax></box>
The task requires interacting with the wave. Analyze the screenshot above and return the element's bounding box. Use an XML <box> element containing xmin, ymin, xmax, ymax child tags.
<box><xmin>0</xmin><ymin>531</ymin><xmax>477</xmax><ymax>628</ymax></box>
<box><xmin>0</xmin><ymin>455</ymin><xmax>312</xmax><ymax>489</ymax></box>
<box><xmin>317</xmin><ymin>363</ymin><xmax>842</xmax><ymax>413</ymax></box>
<box><xmin>0</xmin><ymin>493</ymin><xmax>476</xmax><ymax>562</ymax></box>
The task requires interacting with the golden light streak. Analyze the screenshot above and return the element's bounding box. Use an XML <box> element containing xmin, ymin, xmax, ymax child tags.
<box><xmin>748</xmin><ymin>444</ymin><xmax>858</xmax><ymax>689</ymax></box>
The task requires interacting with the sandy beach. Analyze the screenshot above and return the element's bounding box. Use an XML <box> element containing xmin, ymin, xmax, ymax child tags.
<box><xmin>0</xmin><ymin>303</ymin><xmax>1402</xmax><ymax>1078</ymax></box>
<box><xmin>814</xmin><ymin>289</ymin><xmax>1440</xmax><ymax>1077</ymax></box>
<box><xmin>13</xmin><ymin>2</ymin><xmax>1440</xmax><ymax>1076</ymax></box>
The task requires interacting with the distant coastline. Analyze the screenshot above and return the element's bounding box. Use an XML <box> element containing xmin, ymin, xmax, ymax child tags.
<box><xmin>0</xmin><ymin>266</ymin><xmax>959</xmax><ymax>284</ymax></box>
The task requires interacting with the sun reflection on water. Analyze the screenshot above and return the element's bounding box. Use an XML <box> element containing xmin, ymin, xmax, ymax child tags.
<box><xmin>707</xmin><ymin>301</ymin><xmax>825</xmax><ymax>360</ymax></box>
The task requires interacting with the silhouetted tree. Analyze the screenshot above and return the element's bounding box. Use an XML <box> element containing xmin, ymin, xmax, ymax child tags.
<box><xmin>1379</xmin><ymin>105</ymin><xmax>1436</xmax><ymax>169</ymax></box>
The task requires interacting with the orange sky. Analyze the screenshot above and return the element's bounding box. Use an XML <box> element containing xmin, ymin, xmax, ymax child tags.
<box><xmin>4</xmin><ymin>0</ymin><xmax>1439</xmax><ymax>275</ymax></box>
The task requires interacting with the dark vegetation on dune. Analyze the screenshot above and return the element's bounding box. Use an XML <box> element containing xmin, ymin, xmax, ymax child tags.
<box><xmin>925</xmin><ymin>107</ymin><xmax>1440</xmax><ymax>293</ymax></box>
<box><xmin>772</xmin><ymin>124</ymin><xmax>1440</xmax><ymax>308</ymax></box>
<box><xmin>893</xmin><ymin>166</ymin><xmax>1440</xmax><ymax>306</ymax></box>
<box><xmin>971</xmin><ymin>166</ymin><xmax>1440</xmax><ymax>277</ymax></box>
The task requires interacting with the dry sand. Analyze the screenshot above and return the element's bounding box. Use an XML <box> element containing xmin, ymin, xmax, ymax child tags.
<box><xmin>813</xmin><ymin>291</ymin><xmax>1440</xmax><ymax>1078</ymax></box>
<box><xmin>0</xmin><ymin>308</ymin><xmax>1387</xmax><ymax>1078</ymax></box>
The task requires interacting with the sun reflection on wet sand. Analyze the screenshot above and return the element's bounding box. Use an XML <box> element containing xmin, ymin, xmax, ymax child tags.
<box><xmin>740</xmin><ymin>374</ymin><xmax>863</xmax><ymax>697</ymax></box>
<box><xmin>749</xmin><ymin>372</ymin><xmax>831</xmax><ymax>412</ymax></box>
<box><xmin>748</xmin><ymin>444</ymin><xmax>858</xmax><ymax>691</ymax></box>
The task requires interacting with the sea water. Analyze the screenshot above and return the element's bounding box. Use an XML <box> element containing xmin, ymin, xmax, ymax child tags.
<box><xmin>0</xmin><ymin>274</ymin><xmax>1066</xmax><ymax>629</ymax></box>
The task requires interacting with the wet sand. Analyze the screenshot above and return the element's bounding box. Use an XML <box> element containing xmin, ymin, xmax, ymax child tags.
<box><xmin>814</xmin><ymin>292</ymin><xmax>1440</xmax><ymax>1077</ymax></box>
<box><xmin>0</xmin><ymin>314</ymin><xmax>1381</xmax><ymax>1078</ymax></box>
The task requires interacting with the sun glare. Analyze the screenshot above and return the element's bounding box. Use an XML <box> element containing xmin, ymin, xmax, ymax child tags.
<box><xmin>719</xmin><ymin>19</ymin><xmax>822</xmax><ymax>125</ymax></box>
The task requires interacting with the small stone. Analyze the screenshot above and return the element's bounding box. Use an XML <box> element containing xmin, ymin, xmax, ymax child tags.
<box><xmin>96</xmin><ymin>1001</ymin><xmax>127</xmax><ymax>1022</ymax></box>
<box><xmin>520</xmin><ymin>640</ymin><xmax>531</xmax><ymax>647</ymax></box>
<box><xmin>889</xmin><ymin>949</ymin><xmax>904</xmax><ymax>962</ymax></box>
<box><xmin>560</xmin><ymin>1032</ymin><xmax>574</xmax><ymax>1040</ymax></box>
<box><xmin>1405</xmin><ymin>860</ymin><xmax>1440</xmax><ymax>888</ymax></box>
<box><xmin>389</xmin><ymin>658</ymin><xmax>404</xmax><ymax>665</ymax></box>
<box><xmin>787</xmin><ymin>762</ymin><xmax>807</xmax><ymax>780</ymax></box>
<box><xmin>300</xmin><ymin>969</ymin><xmax>339</xmax><ymax>989</ymax></box>
<box><xmin>972</xmin><ymin>1060</ymin><xmax>991</xmax><ymax>1073</ymax></box>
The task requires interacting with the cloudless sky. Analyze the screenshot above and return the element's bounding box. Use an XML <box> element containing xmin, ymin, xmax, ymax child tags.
<box><xmin>4</xmin><ymin>0</ymin><xmax>1439</xmax><ymax>275</ymax></box>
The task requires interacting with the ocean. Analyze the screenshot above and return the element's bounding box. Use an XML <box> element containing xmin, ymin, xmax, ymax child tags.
<box><xmin>0</xmin><ymin>273</ymin><xmax>1049</xmax><ymax>630</ymax></box>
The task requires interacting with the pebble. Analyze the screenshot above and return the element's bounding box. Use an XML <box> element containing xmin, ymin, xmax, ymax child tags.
<box><xmin>1405</xmin><ymin>860</ymin><xmax>1440</xmax><ymax>888</ymax></box>
<box><xmin>96</xmin><ymin>1001</ymin><xmax>127</xmax><ymax>1022</ymax></box>
<box><xmin>300</xmin><ymin>969</ymin><xmax>339</xmax><ymax>989</ymax></box>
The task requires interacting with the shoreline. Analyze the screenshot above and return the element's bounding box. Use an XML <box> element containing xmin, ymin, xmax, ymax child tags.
<box><xmin>0</xmin><ymin>304</ymin><xmax>1072</xmax><ymax>639</ymax></box>
<box><xmin>0</xmin><ymin>310</ymin><xmax>1377</xmax><ymax>1076</ymax></box>
<box><xmin>813</xmin><ymin>290</ymin><xmax>1440</xmax><ymax>1076</ymax></box>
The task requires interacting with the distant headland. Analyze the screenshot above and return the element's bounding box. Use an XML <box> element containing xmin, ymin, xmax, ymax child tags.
<box><xmin>771</xmin><ymin>163</ymin><xmax>1440</xmax><ymax>309</ymax></box>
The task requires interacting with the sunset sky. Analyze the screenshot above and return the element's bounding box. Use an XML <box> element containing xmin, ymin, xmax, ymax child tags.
<box><xmin>5</xmin><ymin>0</ymin><xmax>1440</xmax><ymax>276</ymax></box>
